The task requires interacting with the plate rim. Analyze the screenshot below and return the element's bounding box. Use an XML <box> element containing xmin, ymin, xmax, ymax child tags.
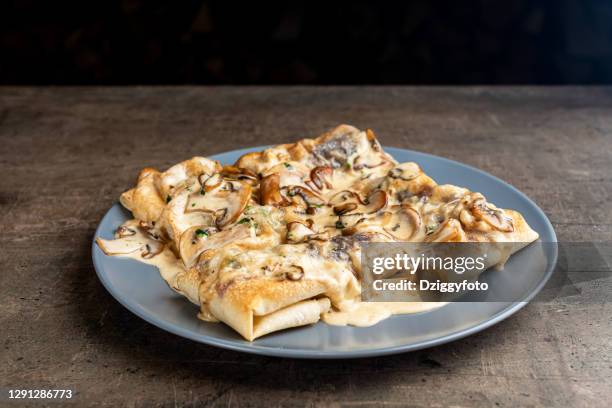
<box><xmin>92</xmin><ymin>145</ymin><xmax>558</xmax><ymax>359</ymax></box>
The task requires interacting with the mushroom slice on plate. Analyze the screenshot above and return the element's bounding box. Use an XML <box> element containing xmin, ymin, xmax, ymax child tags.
<box><xmin>199</xmin><ymin>173</ymin><xmax>223</xmax><ymax>192</ymax></box>
<box><xmin>470</xmin><ymin>197</ymin><xmax>514</xmax><ymax>232</ymax></box>
<box><xmin>96</xmin><ymin>236</ymin><xmax>145</xmax><ymax>255</ymax></box>
<box><xmin>352</xmin><ymin>154</ymin><xmax>391</xmax><ymax>171</ymax></box>
<box><xmin>362</xmin><ymin>190</ymin><xmax>388</xmax><ymax>213</ymax></box>
<box><xmin>365</xmin><ymin>128</ymin><xmax>382</xmax><ymax>152</ymax></box>
<box><xmin>383</xmin><ymin>205</ymin><xmax>422</xmax><ymax>240</ymax></box>
<box><xmin>341</xmin><ymin>211</ymin><xmax>393</xmax><ymax>237</ymax></box>
<box><xmin>221</xmin><ymin>166</ymin><xmax>259</xmax><ymax>184</ymax></box>
<box><xmin>179</xmin><ymin>224</ymin><xmax>251</xmax><ymax>268</ymax></box>
<box><xmin>333</xmin><ymin>202</ymin><xmax>358</xmax><ymax>216</ymax></box>
<box><xmin>331</xmin><ymin>190</ymin><xmax>388</xmax><ymax>216</ymax></box>
<box><xmin>115</xmin><ymin>225</ymin><xmax>137</xmax><ymax>238</ymax></box>
<box><xmin>309</xmin><ymin>166</ymin><xmax>333</xmax><ymax>190</ymax></box>
<box><xmin>283</xmin><ymin>265</ymin><xmax>305</xmax><ymax>281</ymax></box>
<box><xmin>329</xmin><ymin>190</ymin><xmax>364</xmax><ymax>207</ymax></box>
<box><xmin>260</xmin><ymin>173</ymin><xmax>290</xmax><ymax>206</ymax></box>
<box><xmin>186</xmin><ymin>179</ymin><xmax>252</xmax><ymax>228</ymax></box>
<box><xmin>164</xmin><ymin>190</ymin><xmax>216</xmax><ymax>245</ymax></box>
<box><xmin>97</xmin><ymin>223</ymin><xmax>165</xmax><ymax>259</ymax></box>
<box><xmin>284</xmin><ymin>186</ymin><xmax>326</xmax><ymax>208</ymax></box>
<box><xmin>141</xmin><ymin>241</ymin><xmax>165</xmax><ymax>259</ymax></box>
<box><xmin>388</xmin><ymin>162</ymin><xmax>422</xmax><ymax>181</ymax></box>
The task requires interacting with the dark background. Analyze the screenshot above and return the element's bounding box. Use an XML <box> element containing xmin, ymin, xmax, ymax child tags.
<box><xmin>3</xmin><ymin>0</ymin><xmax>612</xmax><ymax>85</ymax></box>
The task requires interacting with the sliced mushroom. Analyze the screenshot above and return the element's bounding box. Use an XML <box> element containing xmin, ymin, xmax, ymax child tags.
<box><xmin>96</xmin><ymin>236</ymin><xmax>145</xmax><ymax>255</ymax></box>
<box><xmin>97</xmin><ymin>224</ymin><xmax>164</xmax><ymax>258</ymax></box>
<box><xmin>215</xmin><ymin>208</ymin><xmax>229</xmax><ymax>225</ymax></box>
<box><xmin>353</xmin><ymin>155</ymin><xmax>389</xmax><ymax>170</ymax></box>
<box><xmin>115</xmin><ymin>226</ymin><xmax>137</xmax><ymax>238</ymax></box>
<box><xmin>310</xmin><ymin>166</ymin><xmax>333</xmax><ymax>190</ymax></box>
<box><xmin>221</xmin><ymin>181</ymin><xmax>238</xmax><ymax>192</ymax></box>
<box><xmin>286</xmin><ymin>221</ymin><xmax>315</xmax><ymax>243</ymax></box>
<box><xmin>328</xmin><ymin>189</ymin><xmax>364</xmax><ymax>207</ymax></box>
<box><xmin>216</xmin><ymin>187</ymin><xmax>251</xmax><ymax>228</ymax></box>
<box><xmin>329</xmin><ymin>189</ymin><xmax>387</xmax><ymax>218</ymax></box>
<box><xmin>284</xmin><ymin>265</ymin><xmax>305</xmax><ymax>281</ymax></box>
<box><xmin>261</xmin><ymin>173</ymin><xmax>290</xmax><ymax>206</ymax></box>
<box><xmin>197</xmin><ymin>172</ymin><xmax>212</xmax><ymax>186</ymax></box>
<box><xmin>221</xmin><ymin>165</ymin><xmax>258</xmax><ymax>184</ymax></box>
<box><xmin>363</xmin><ymin>190</ymin><xmax>388</xmax><ymax>214</ymax></box>
<box><xmin>141</xmin><ymin>241</ymin><xmax>165</xmax><ymax>259</ymax></box>
<box><xmin>470</xmin><ymin>198</ymin><xmax>514</xmax><ymax>232</ymax></box>
<box><xmin>186</xmin><ymin>181</ymin><xmax>252</xmax><ymax>228</ymax></box>
<box><xmin>164</xmin><ymin>190</ymin><xmax>216</xmax><ymax>244</ymax></box>
<box><xmin>306</xmin><ymin>205</ymin><xmax>323</xmax><ymax>215</ymax></box>
<box><xmin>137</xmin><ymin>220</ymin><xmax>163</xmax><ymax>241</ymax></box>
<box><xmin>138</xmin><ymin>220</ymin><xmax>154</xmax><ymax>230</ymax></box>
<box><xmin>179</xmin><ymin>224</ymin><xmax>250</xmax><ymax>268</ymax></box>
<box><xmin>340</xmin><ymin>212</ymin><xmax>393</xmax><ymax>236</ymax></box>
<box><xmin>366</xmin><ymin>129</ymin><xmax>382</xmax><ymax>152</ymax></box>
<box><xmin>199</xmin><ymin>173</ymin><xmax>223</xmax><ymax>192</ymax></box>
<box><xmin>333</xmin><ymin>202</ymin><xmax>358</xmax><ymax>215</ymax></box>
<box><xmin>339</xmin><ymin>217</ymin><xmax>366</xmax><ymax>235</ymax></box>
<box><xmin>285</xmin><ymin>186</ymin><xmax>326</xmax><ymax>207</ymax></box>
<box><xmin>383</xmin><ymin>205</ymin><xmax>422</xmax><ymax>240</ymax></box>
<box><xmin>388</xmin><ymin>162</ymin><xmax>422</xmax><ymax>181</ymax></box>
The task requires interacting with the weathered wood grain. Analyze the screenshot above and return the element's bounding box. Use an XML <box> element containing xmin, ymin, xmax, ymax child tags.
<box><xmin>0</xmin><ymin>87</ymin><xmax>610</xmax><ymax>407</ymax></box>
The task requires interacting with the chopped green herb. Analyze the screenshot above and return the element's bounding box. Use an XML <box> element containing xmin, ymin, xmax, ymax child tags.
<box><xmin>195</xmin><ymin>228</ymin><xmax>208</xmax><ymax>238</ymax></box>
<box><xmin>226</xmin><ymin>258</ymin><xmax>241</xmax><ymax>268</ymax></box>
<box><xmin>166</xmin><ymin>196</ymin><xmax>172</xmax><ymax>203</ymax></box>
<box><xmin>238</xmin><ymin>217</ymin><xmax>252</xmax><ymax>224</ymax></box>
<box><xmin>311</xmin><ymin>203</ymin><xmax>323</xmax><ymax>208</ymax></box>
<box><xmin>200</xmin><ymin>188</ymin><xmax>206</xmax><ymax>195</ymax></box>
<box><xmin>345</xmin><ymin>162</ymin><xmax>352</xmax><ymax>170</ymax></box>
<box><xmin>191</xmin><ymin>203</ymin><xmax>196</xmax><ymax>207</ymax></box>
<box><xmin>283</xmin><ymin>162</ymin><xmax>292</xmax><ymax>169</ymax></box>
<box><xmin>426</xmin><ymin>224</ymin><xmax>437</xmax><ymax>235</ymax></box>
<box><xmin>335</xmin><ymin>220</ymin><xmax>345</xmax><ymax>229</ymax></box>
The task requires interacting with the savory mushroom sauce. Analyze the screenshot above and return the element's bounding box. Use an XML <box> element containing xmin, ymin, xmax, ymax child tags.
<box><xmin>97</xmin><ymin>125</ymin><xmax>534</xmax><ymax>332</ymax></box>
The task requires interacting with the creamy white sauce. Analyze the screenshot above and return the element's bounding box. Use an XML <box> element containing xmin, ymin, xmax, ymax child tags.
<box><xmin>323</xmin><ymin>302</ymin><xmax>446</xmax><ymax>327</ymax></box>
<box><xmin>124</xmin><ymin>248</ymin><xmax>185</xmax><ymax>290</ymax></box>
<box><xmin>108</xmin><ymin>234</ymin><xmax>446</xmax><ymax>328</ymax></box>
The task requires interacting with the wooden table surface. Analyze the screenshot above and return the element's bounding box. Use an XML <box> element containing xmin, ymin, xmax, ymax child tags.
<box><xmin>1</xmin><ymin>87</ymin><xmax>610</xmax><ymax>407</ymax></box>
